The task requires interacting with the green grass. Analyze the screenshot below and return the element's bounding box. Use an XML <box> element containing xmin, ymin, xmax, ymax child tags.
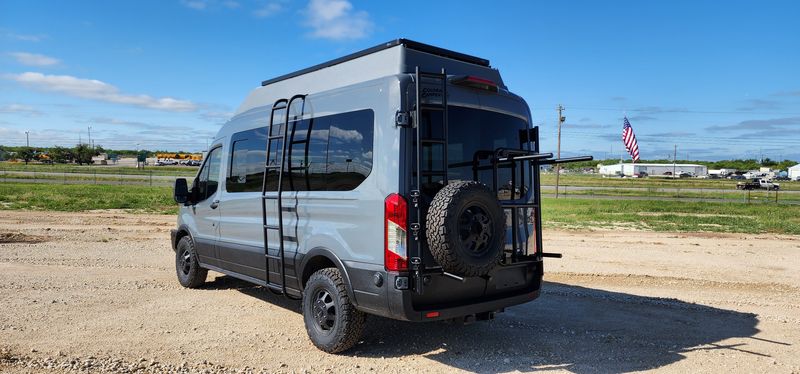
<box><xmin>541</xmin><ymin>173</ymin><xmax>800</xmax><ymax>191</ymax></box>
<box><xmin>553</xmin><ymin>187</ymin><xmax>800</xmax><ymax>203</ymax></box>
<box><xmin>541</xmin><ymin>197</ymin><xmax>800</xmax><ymax>235</ymax></box>
<box><xmin>1</xmin><ymin>182</ymin><xmax>798</xmax><ymax>234</ymax></box>
<box><xmin>0</xmin><ymin>161</ymin><xmax>197</xmax><ymax>176</ymax></box>
<box><xmin>0</xmin><ymin>183</ymin><xmax>176</xmax><ymax>214</ymax></box>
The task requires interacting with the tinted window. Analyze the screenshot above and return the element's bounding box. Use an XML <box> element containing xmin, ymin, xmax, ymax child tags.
<box><xmin>227</xmin><ymin>128</ymin><xmax>267</xmax><ymax>193</ymax></box>
<box><xmin>196</xmin><ymin>147</ymin><xmax>222</xmax><ymax>201</ymax></box>
<box><xmin>418</xmin><ymin>107</ymin><xmax>529</xmax><ymax>198</ymax></box>
<box><xmin>447</xmin><ymin>106</ymin><xmax>529</xmax><ymax>193</ymax></box>
<box><xmin>230</xmin><ymin>109</ymin><xmax>374</xmax><ymax>192</ymax></box>
<box><xmin>326</xmin><ymin>110</ymin><xmax>374</xmax><ymax>190</ymax></box>
<box><xmin>287</xmin><ymin>117</ymin><xmax>330</xmax><ymax>191</ymax></box>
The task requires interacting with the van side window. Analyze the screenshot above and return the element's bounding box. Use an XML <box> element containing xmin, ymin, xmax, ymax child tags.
<box><xmin>325</xmin><ymin>109</ymin><xmax>374</xmax><ymax>190</ymax></box>
<box><xmin>287</xmin><ymin>117</ymin><xmax>330</xmax><ymax>191</ymax></box>
<box><xmin>196</xmin><ymin>146</ymin><xmax>222</xmax><ymax>201</ymax></box>
<box><xmin>233</xmin><ymin>109</ymin><xmax>374</xmax><ymax>192</ymax></box>
<box><xmin>227</xmin><ymin>128</ymin><xmax>267</xmax><ymax>193</ymax></box>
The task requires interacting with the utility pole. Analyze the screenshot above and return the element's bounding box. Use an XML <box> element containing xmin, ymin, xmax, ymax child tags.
<box><xmin>25</xmin><ymin>131</ymin><xmax>30</xmax><ymax>147</ymax></box>
<box><xmin>88</xmin><ymin>126</ymin><xmax>92</xmax><ymax>150</ymax></box>
<box><xmin>673</xmin><ymin>144</ymin><xmax>677</xmax><ymax>179</ymax></box>
<box><xmin>555</xmin><ymin>105</ymin><xmax>565</xmax><ymax>198</ymax></box>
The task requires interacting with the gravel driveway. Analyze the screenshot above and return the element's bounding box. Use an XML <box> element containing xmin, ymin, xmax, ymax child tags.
<box><xmin>1</xmin><ymin>211</ymin><xmax>798</xmax><ymax>373</ymax></box>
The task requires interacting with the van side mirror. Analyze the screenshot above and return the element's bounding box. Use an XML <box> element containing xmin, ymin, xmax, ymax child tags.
<box><xmin>174</xmin><ymin>178</ymin><xmax>190</xmax><ymax>204</ymax></box>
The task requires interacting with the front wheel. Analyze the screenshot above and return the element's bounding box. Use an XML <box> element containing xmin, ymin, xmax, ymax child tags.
<box><xmin>302</xmin><ymin>268</ymin><xmax>365</xmax><ymax>353</ymax></box>
<box><xmin>175</xmin><ymin>236</ymin><xmax>207</xmax><ymax>288</ymax></box>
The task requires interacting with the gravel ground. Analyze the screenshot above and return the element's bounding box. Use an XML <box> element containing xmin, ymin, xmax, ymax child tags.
<box><xmin>0</xmin><ymin>210</ymin><xmax>798</xmax><ymax>373</ymax></box>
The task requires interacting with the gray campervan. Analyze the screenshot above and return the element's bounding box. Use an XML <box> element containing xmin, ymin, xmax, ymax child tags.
<box><xmin>171</xmin><ymin>39</ymin><xmax>590</xmax><ymax>353</ymax></box>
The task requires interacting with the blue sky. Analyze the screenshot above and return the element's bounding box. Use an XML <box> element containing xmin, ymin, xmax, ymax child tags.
<box><xmin>1</xmin><ymin>0</ymin><xmax>799</xmax><ymax>161</ymax></box>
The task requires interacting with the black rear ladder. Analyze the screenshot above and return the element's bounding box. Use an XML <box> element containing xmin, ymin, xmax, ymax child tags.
<box><xmin>261</xmin><ymin>94</ymin><xmax>306</xmax><ymax>295</ymax></box>
<box><xmin>409</xmin><ymin>67</ymin><xmax>448</xmax><ymax>293</ymax></box>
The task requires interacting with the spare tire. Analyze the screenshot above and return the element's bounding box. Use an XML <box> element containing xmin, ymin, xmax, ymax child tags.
<box><xmin>426</xmin><ymin>181</ymin><xmax>505</xmax><ymax>277</ymax></box>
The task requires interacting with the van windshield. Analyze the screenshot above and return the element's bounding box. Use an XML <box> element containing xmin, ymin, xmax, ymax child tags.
<box><xmin>419</xmin><ymin>106</ymin><xmax>531</xmax><ymax>200</ymax></box>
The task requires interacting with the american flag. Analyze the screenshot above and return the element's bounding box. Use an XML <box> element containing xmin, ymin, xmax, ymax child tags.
<box><xmin>622</xmin><ymin>117</ymin><xmax>640</xmax><ymax>162</ymax></box>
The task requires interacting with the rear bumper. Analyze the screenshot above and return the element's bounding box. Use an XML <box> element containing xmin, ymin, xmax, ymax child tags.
<box><xmin>346</xmin><ymin>260</ymin><xmax>543</xmax><ymax>322</ymax></box>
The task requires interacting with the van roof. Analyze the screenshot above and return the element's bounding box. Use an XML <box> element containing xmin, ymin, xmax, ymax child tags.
<box><xmin>261</xmin><ymin>39</ymin><xmax>491</xmax><ymax>87</ymax></box>
<box><xmin>235</xmin><ymin>39</ymin><xmax>507</xmax><ymax>117</ymax></box>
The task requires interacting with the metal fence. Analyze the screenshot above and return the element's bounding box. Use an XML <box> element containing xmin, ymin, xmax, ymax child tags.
<box><xmin>0</xmin><ymin>168</ymin><xmax>194</xmax><ymax>187</ymax></box>
<box><xmin>541</xmin><ymin>184</ymin><xmax>796</xmax><ymax>205</ymax></box>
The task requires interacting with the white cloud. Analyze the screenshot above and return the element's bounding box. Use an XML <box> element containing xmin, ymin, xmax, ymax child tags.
<box><xmin>253</xmin><ymin>2</ymin><xmax>282</xmax><ymax>17</ymax></box>
<box><xmin>200</xmin><ymin>111</ymin><xmax>234</xmax><ymax>123</ymax></box>
<box><xmin>0</xmin><ymin>104</ymin><xmax>43</xmax><ymax>116</ymax></box>
<box><xmin>5</xmin><ymin>32</ymin><xmax>47</xmax><ymax>42</ymax></box>
<box><xmin>181</xmin><ymin>0</ymin><xmax>209</xmax><ymax>9</ymax></box>
<box><xmin>5</xmin><ymin>72</ymin><xmax>198</xmax><ymax>112</ymax></box>
<box><xmin>304</xmin><ymin>0</ymin><xmax>372</xmax><ymax>41</ymax></box>
<box><xmin>8</xmin><ymin>52</ymin><xmax>60</xmax><ymax>67</ymax></box>
<box><xmin>329</xmin><ymin>125</ymin><xmax>363</xmax><ymax>142</ymax></box>
<box><xmin>222</xmin><ymin>0</ymin><xmax>241</xmax><ymax>8</ymax></box>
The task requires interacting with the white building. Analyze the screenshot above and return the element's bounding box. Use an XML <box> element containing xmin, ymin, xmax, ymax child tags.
<box><xmin>789</xmin><ymin>164</ymin><xmax>800</xmax><ymax>181</ymax></box>
<box><xmin>598</xmin><ymin>163</ymin><xmax>708</xmax><ymax>177</ymax></box>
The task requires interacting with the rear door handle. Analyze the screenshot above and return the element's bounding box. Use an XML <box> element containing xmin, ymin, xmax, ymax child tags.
<box><xmin>210</xmin><ymin>200</ymin><xmax>220</xmax><ymax>209</ymax></box>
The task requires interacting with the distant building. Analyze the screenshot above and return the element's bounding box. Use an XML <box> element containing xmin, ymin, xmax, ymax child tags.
<box><xmin>598</xmin><ymin>163</ymin><xmax>708</xmax><ymax>177</ymax></box>
<box><xmin>789</xmin><ymin>164</ymin><xmax>800</xmax><ymax>180</ymax></box>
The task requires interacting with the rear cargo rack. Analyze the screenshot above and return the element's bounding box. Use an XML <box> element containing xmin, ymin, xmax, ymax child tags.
<box><xmin>406</xmin><ymin>95</ymin><xmax>593</xmax><ymax>294</ymax></box>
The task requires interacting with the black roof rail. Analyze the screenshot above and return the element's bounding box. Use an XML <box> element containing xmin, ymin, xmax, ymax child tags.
<box><xmin>261</xmin><ymin>38</ymin><xmax>490</xmax><ymax>87</ymax></box>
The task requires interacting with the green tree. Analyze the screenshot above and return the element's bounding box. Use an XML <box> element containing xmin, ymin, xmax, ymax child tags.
<box><xmin>74</xmin><ymin>144</ymin><xmax>95</xmax><ymax>165</ymax></box>
<box><xmin>50</xmin><ymin>146</ymin><xmax>74</xmax><ymax>164</ymax></box>
<box><xmin>17</xmin><ymin>147</ymin><xmax>36</xmax><ymax>165</ymax></box>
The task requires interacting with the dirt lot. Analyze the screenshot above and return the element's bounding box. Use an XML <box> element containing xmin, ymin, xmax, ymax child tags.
<box><xmin>1</xmin><ymin>210</ymin><xmax>799</xmax><ymax>373</ymax></box>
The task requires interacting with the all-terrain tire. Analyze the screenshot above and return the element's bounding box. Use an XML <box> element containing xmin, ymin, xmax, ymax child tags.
<box><xmin>175</xmin><ymin>236</ymin><xmax>208</xmax><ymax>288</ymax></box>
<box><xmin>426</xmin><ymin>181</ymin><xmax>505</xmax><ymax>277</ymax></box>
<box><xmin>302</xmin><ymin>268</ymin><xmax>366</xmax><ymax>354</ymax></box>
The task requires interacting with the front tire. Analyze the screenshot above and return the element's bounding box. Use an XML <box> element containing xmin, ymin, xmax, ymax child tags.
<box><xmin>302</xmin><ymin>268</ymin><xmax>365</xmax><ymax>353</ymax></box>
<box><xmin>175</xmin><ymin>236</ymin><xmax>207</xmax><ymax>288</ymax></box>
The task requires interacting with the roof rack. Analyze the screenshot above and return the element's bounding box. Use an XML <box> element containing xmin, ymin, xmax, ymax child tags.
<box><xmin>261</xmin><ymin>38</ymin><xmax>491</xmax><ymax>87</ymax></box>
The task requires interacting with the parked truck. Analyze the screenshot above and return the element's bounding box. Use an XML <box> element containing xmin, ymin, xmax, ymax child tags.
<box><xmin>736</xmin><ymin>178</ymin><xmax>780</xmax><ymax>190</ymax></box>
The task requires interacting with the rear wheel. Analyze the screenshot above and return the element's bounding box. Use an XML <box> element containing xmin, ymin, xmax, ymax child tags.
<box><xmin>175</xmin><ymin>236</ymin><xmax>207</xmax><ymax>288</ymax></box>
<box><xmin>302</xmin><ymin>268</ymin><xmax>365</xmax><ymax>353</ymax></box>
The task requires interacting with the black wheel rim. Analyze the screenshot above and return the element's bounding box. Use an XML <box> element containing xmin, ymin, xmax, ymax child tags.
<box><xmin>178</xmin><ymin>248</ymin><xmax>192</xmax><ymax>275</ymax></box>
<box><xmin>458</xmin><ymin>205</ymin><xmax>493</xmax><ymax>256</ymax></box>
<box><xmin>312</xmin><ymin>289</ymin><xmax>336</xmax><ymax>332</ymax></box>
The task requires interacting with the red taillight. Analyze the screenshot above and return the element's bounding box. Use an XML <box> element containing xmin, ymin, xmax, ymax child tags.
<box><xmin>425</xmin><ymin>311</ymin><xmax>440</xmax><ymax>318</ymax></box>
<box><xmin>450</xmin><ymin>75</ymin><xmax>499</xmax><ymax>92</ymax></box>
<box><xmin>384</xmin><ymin>193</ymin><xmax>408</xmax><ymax>271</ymax></box>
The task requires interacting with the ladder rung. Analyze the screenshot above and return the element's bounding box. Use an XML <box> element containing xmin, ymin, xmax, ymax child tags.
<box><xmin>501</xmin><ymin>203</ymin><xmax>538</xmax><ymax>208</ymax></box>
<box><xmin>264</xmin><ymin>235</ymin><xmax>296</xmax><ymax>243</ymax></box>
<box><xmin>272</xmin><ymin>104</ymin><xmax>287</xmax><ymax>111</ymax></box>
<box><xmin>264</xmin><ymin>224</ymin><xmax>280</xmax><ymax>230</ymax></box>
<box><xmin>266</xmin><ymin>254</ymin><xmax>283</xmax><ymax>260</ymax></box>
<box><xmin>289</xmin><ymin>166</ymin><xmax>306</xmax><ymax>170</ymax></box>
<box><xmin>265</xmin><ymin>283</ymin><xmax>283</xmax><ymax>292</ymax></box>
<box><xmin>420</xmin><ymin>105</ymin><xmax>445</xmax><ymax>111</ymax></box>
<box><xmin>421</xmin><ymin>139</ymin><xmax>446</xmax><ymax>144</ymax></box>
<box><xmin>265</xmin><ymin>165</ymin><xmax>282</xmax><ymax>169</ymax></box>
<box><xmin>268</xmin><ymin>135</ymin><xmax>285</xmax><ymax>140</ymax></box>
<box><xmin>419</xmin><ymin>72</ymin><xmax>446</xmax><ymax>79</ymax></box>
<box><xmin>282</xmin><ymin>207</ymin><xmax>296</xmax><ymax>212</ymax></box>
<box><xmin>291</xmin><ymin>139</ymin><xmax>308</xmax><ymax>144</ymax></box>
